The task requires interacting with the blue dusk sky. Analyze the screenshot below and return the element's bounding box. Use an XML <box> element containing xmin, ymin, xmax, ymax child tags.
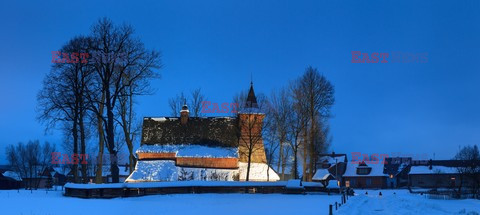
<box><xmin>0</xmin><ymin>0</ymin><xmax>479</xmax><ymax>164</ymax></box>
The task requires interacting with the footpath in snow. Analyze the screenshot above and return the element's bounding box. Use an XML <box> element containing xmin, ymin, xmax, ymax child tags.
<box><xmin>336</xmin><ymin>189</ymin><xmax>479</xmax><ymax>215</ymax></box>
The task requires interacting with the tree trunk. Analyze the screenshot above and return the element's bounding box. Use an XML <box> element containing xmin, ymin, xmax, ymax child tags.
<box><xmin>279</xmin><ymin>136</ymin><xmax>285</xmax><ymax>180</ymax></box>
<box><xmin>293</xmin><ymin>147</ymin><xmax>298</xmax><ymax>179</ymax></box>
<box><xmin>105</xmin><ymin>91</ymin><xmax>119</xmax><ymax>183</ymax></box>
<box><xmin>266</xmin><ymin>163</ymin><xmax>270</xmax><ymax>182</ymax></box>
<box><xmin>79</xmin><ymin>111</ymin><xmax>87</xmax><ymax>183</ymax></box>
<box><xmin>72</xmin><ymin>116</ymin><xmax>79</xmax><ymax>183</ymax></box>
<box><xmin>121</xmin><ymin>93</ymin><xmax>136</xmax><ymax>174</ymax></box>
<box><xmin>308</xmin><ymin>131</ymin><xmax>315</xmax><ymax>181</ymax></box>
<box><xmin>95</xmin><ymin>93</ymin><xmax>105</xmax><ymax>184</ymax></box>
<box><xmin>95</xmin><ymin>116</ymin><xmax>105</xmax><ymax>183</ymax></box>
<box><xmin>277</xmin><ymin>140</ymin><xmax>283</xmax><ymax>178</ymax></box>
<box><xmin>309</xmin><ymin>103</ymin><xmax>315</xmax><ymax>182</ymax></box>
<box><xmin>121</xmin><ymin>113</ymin><xmax>135</xmax><ymax>174</ymax></box>
<box><xmin>302</xmin><ymin>126</ymin><xmax>308</xmax><ymax>181</ymax></box>
<box><xmin>246</xmin><ymin>148</ymin><xmax>252</xmax><ymax>181</ymax></box>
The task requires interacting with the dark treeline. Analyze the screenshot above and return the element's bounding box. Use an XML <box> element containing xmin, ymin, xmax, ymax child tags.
<box><xmin>5</xmin><ymin>140</ymin><xmax>56</xmax><ymax>189</ymax></box>
<box><xmin>33</xmin><ymin>18</ymin><xmax>161</xmax><ymax>183</ymax></box>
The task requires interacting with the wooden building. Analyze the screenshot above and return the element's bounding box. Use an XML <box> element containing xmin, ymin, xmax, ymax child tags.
<box><xmin>409</xmin><ymin>160</ymin><xmax>480</xmax><ymax>189</ymax></box>
<box><xmin>343</xmin><ymin>161</ymin><xmax>388</xmax><ymax>189</ymax></box>
<box><xmin>127</xmin><ymin>83</ymin><xmax>279</xmax><ymax>182</ymax></box>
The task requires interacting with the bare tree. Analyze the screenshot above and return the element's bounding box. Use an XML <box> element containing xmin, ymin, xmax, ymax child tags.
<box><xmin>263</xmin><ymin>96</ymin><xmax>280</xmax><ymax>181</ymax></box>
<box><xmin>264</xmin><ymin>126</ymin><xmax>279</xmax><ymax>181</ymax></box>
<box><xmin>37</xmin><ymin>36</ymin><xmax>92</xmax><ymax>183</ymax></box>
<box><xmin>454</xmin><ymin>145</ymin><xmax>480</xmax><ymax>197</ymax></box>
<box><xmin>287</xmin><ymin>82</ymin><xmax>308</xmax><ymax>179</ymax></box>
<box><xmin>5</xmin><ymin>141</ymin><xmax>55</xmax><ymax>189</ymax></box>
<box><xmin>190</xmin><ymin>88</ymin><xmax>206</xmax><ymax>117</ymax></box>
<box><xmin>291</xmin><ymin>79</ymin><xmax>309</xmax><ymax>181</ymax></box>
<box><xmin>116</xmin><ymin>71</ymin><xmax>150</xmax><ymax>173</ymax></box>
<box><xmin>93</xmin><ymin>92</ymin><xmax>106</xmax><ymax>183</ymax></box>
<box><xmin>169</xmin><ymin>92</ymin><xmax>186</xmax><ymax>117</ymax></box>
<box><xmin>295</xmin><ymin>66</ymin><xmax>335</xmax><ymax>181</ymax></box>
<box><xmin>267</xmin><ymin>87</ymin><xmax>291</xmax><ymax>180</ymax></box>
<box><xmin>169</xmin><ymin>88</ymin><xmax>207</xmax><ymax>117</ymax></box>
<box><xmin>86</xmin><ymin>18</ymin><xmax>161</xmax><ymax>182</ymax></box>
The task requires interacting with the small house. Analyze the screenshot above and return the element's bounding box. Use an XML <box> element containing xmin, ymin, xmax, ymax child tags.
<box><xmin>343</xmin><ymin>161</ymin><xmax>388</xmax><ymax>189</ymax></box>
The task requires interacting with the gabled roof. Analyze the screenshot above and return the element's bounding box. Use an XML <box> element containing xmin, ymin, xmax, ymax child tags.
<box><xmin>1</xmin><ymin>171</ymin><xmax>22</xmax><ymax>181</ymax></box>
<box><xmin>318</xmin><ymin>153</ymin><xmax>347</xmax><ymax>166</ymax></box>
<box><xmin>52</xmin><ymin>167</ymin><xmax>70</xmax><ymax>176</ymax></box>
<box><xmin>343</xmin><ymin>162</ymin><xmax>388</xmax><ymax>177</ymax></box>
<box><xmin>312</xmin><ymin>169</ymin><xmax>334</xmax><ymax>181</ymax></box>
<box><xmin>413</xmin><ymin>159</ymin><xmax>480</xmax><ymax>167</ymax></box>
<box><xmin>409</xmin><ymin>166</ymin><xmax>458</xmax><ymax>175</ymax></box>
<box><xmin>408</xmin><ymin>159</ymin><xmax>480</xmax><ymax>175</ymax></box>
<box><xmin>384</xmin><ymin>157</ymin><xmax>411</xmax><ymax>176</ymax></box>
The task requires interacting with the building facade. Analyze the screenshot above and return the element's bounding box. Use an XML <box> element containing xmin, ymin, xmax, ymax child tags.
<box><xmin>126</xmin><ymin>83</ymin><xmax>279</xmax><ymax>182</ymax></box>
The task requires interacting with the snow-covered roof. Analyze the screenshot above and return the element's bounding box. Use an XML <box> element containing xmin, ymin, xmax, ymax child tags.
<box><xmin>238</xmin><ymin>162</ymin><xmax>280</xmax><ymax>181</ymax></box>
<box><xmin>319</xmin><ymin>155</ymin><xmax>346</xmax><ymax>165</ymax></box>
<box><xmin>343</xmin><ymin>162</ymin><xmax>388</xmax><ymax>177</ymax></box>
<box><xmin>312</xmin><ymin>169</ymin><xmax>332</xmax><ymax>181</ymax></box>
<box><xmin>409</xmin><ymin>166</ymin><xmax>458</xmax><ymax>175</ymax></box>
<box><xmin>151</xmin><ymin>117</ymin><xmax>169</xmax><ymax>122</ymax></box>
<box><xmin>136</xmin><ymin>144</ymin><xmax>238</xmax><ymax>158</ymax></box>
<box><xmin>2</xmin><ymin>171</ymin><xmax>22</xmax><ymax>181</ymax></box>
<box><xmin>286</xmin><ymin>179</ymin><xmax>302</xmax><ymax>188</ymax></box>
<box><xmin>326</xmin><ymin>180</ymin><xmax>340</xmax><ymax>189</ymax></box>
<box><xmin>126</xmin><ymin>160</ymin><xmax>178</xmax><ymax>182</ymax></box>
<box><xmin>53</xmin><ymin>167</ymin><xmax>70</xmax><ymax>176</ymax></box>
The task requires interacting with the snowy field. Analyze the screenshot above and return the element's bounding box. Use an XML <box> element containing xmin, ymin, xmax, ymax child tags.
<box><xmin>0</xmin><ymin>189</ymin><xmax>478</xmax><ymax>215</ymax></box>
<box><xmin>337</xmin><ymin>190</ymin><xmax>479</xmax><ymax>215</ymax></box>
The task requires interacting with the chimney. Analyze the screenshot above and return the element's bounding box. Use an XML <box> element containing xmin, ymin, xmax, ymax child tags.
<box><xmin>180</xmin><ymin>103</ymin><xmax>189</xmax><ymax>125</ymax></box>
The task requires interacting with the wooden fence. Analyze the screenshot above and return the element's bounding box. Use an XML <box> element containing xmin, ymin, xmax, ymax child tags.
<box><xmin>64</xmin><ymin>182</ymin><xmax>338</xmax><ymax>198</ymax></box>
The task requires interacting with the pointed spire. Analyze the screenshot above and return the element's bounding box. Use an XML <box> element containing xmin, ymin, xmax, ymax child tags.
<box><xmin>245</xmin><ymin>81</ymin><xmax>259</xmax><ymax>109</ymax></box>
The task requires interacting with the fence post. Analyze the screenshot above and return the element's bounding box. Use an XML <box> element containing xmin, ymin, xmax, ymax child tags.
<box><xmin>329</xmin><ymin>204</ymin><xmax>333</xmax><ymax>215</ymax></box>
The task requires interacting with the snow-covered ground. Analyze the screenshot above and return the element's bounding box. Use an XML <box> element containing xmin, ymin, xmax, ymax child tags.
<box><xmin>0</xmin><ymin>189</ymin><xmax>340</xmax><ymax>215</ymax></box>
<box><xmin>0</xmin><ymin>188</ymin><xmax>478</xmax><ymax>215</ymax></box>
<box><xmin>337</xmin><ymin>189</ymin><xmax>479</xmax><ymax>215</ymax></box>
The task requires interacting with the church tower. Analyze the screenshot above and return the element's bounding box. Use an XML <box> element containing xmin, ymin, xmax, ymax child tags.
<box><xmin>238</xmin><ymin>82</ymin><xmax>267</xmax><ymax>163</ymax></box>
